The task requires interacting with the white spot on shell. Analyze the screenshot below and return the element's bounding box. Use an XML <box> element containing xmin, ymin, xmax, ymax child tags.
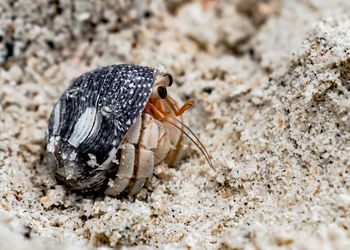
<box><xmin>112</xmin><ymin>156</ymin><xmax>119</xmax><ymax>165</ymax></box>
<box><xmin>52</xmin><ymin>101</ymin><xmax>61</xmax><ymax>134</ymax></box>
<box><xmin>101</xmin><ymin>106</ymin><xmax>112</xmax><ymax>118</ymax></box>
<box><xmin>87</xmin><ymin>153</ymin><xmax>99</xmax><ymax>168</ymax></box>
<box><xmin>61</xmin><ymin>152</ymin><xmax>67</xmax><ymax>160</ymax></box>
<box><xmin>69</xmin><ymin>151</ymin><xmax>77</xmax><ymax>161</ymax></box>
<box><xmin>47</xmin><ymin>136</ymin><xmax>60</xmax><ymax>153</ymax></box>
<box><xmin>64</xmin><ymin>161</ymin><xmax>79</xmax><ymax>180</ymax></box>
<box><xmin>68</xmin><ymin>107</ymin><xmax>99</xmax><ymax>148</ymax></box>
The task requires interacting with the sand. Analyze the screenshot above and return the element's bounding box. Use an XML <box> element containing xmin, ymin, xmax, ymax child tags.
<box><xmin>0</xmin><ymin>0</ymin><xmax>349</xmax><ymax>249</ymax></box>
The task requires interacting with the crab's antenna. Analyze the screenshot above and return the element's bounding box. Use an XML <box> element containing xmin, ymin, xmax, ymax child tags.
<box><xmin>164</xmin><ymin>117</ymin><xmax>214</xmax><ymax>169</ymax></box>
<box><xmin>170</xmin><ymin>116</ymin><xmax>213</xmax><ymax>165</ymax></box>
<box><xmin>163</xmin><ymin>97</ymin><xmax>213</xmax><ymax>167</ymax></box>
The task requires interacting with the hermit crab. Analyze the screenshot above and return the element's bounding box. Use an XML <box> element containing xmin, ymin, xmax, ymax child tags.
<box><xmin>46</xmin><ymin>64</ymin><xmax>212</xmax><ymax>196</ymax></box>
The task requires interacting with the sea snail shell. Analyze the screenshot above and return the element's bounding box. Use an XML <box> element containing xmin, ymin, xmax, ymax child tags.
<box><xmin>46</xmin><ymin>64</ymin><xmax>159</xmax><ymax>192</ymax></box>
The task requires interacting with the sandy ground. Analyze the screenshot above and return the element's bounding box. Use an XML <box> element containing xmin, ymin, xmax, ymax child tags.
<box><xmin>0</xmin><ymin>0</ymin><xmax>349</xmax><ymax>249</ymax></box>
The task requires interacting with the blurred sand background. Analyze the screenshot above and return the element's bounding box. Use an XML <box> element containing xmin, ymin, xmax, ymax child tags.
<box><xmin>0</xmin><ymin>0</ymin><xmax>349</xmax><ymax>249</ymax></box>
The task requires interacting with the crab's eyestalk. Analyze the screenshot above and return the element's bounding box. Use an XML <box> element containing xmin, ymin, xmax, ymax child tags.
<box><xmin>163</xmin><ymin>74</ymin><xmax>173</xmax><ymax>86</ymax></box>
<box><xmin>155</xmin><ymin>73</ymin><xmax>173</xmax><ymax>87</ymax></box>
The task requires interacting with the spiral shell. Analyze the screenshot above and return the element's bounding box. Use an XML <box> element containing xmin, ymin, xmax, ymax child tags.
<box><xmin>46</xmin><ymin>64</ymin><xmax>157</xmax><ymax>191</ymax></box>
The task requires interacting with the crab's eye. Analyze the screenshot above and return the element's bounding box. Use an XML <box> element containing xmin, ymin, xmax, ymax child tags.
<box><xmin>158</xmin><ymin>86</ymin><xmax>167</xmax><ymax>99</ymax></box>
<box><xmin>151</xmin><ymin>86</ymin><xmax>167</xmax><ymax>99</ymax></box>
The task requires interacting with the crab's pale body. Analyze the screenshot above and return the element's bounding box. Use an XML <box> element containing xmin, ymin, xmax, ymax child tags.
<box><xmin>105</xmin><ymin>112</ymin><xmax>183</xmax><ymax>196</ymax></box>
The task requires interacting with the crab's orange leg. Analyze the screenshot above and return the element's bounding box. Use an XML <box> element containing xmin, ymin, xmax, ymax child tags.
<box><xmin>145</xmin><ymin>102</ymin><xmax>166</xmax><ymax>121</ymax></box>
<box><xmin>177</xmin><ymin>100</ymin><xmax>195</xmax><ymax>116</ymax></box>
<box><xmin>165</xmin><ymin>96</ymin><xmax>195</xmax><ymax>117</ymax></box>
<box><xmin>155</xmin><ymin>99</ymin><xmax>166</xmax><ymax>114</ymax></box>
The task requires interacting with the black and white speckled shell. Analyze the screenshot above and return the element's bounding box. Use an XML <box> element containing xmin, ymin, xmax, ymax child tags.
<box><xmin>46</xmin><ymin>64</ymin><xmax>156</xmax><ymax>191</ymax></box>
